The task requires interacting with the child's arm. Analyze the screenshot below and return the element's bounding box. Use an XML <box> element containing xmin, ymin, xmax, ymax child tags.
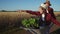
<box><xmin>46</xmin><ymin>13</ymin><xmax>60</xmax><ymax>26</ymax></box>
<box><xmin>26</xmin><ymin>10</ymin><xmax>41</xmax><ymax>16</ymax></box>
<box><xmin>51</xmin><ymin>17</ymin><xmax>60</xmax><ymax>26</ymax></box>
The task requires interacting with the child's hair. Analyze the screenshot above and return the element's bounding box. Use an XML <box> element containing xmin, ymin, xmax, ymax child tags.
<box><xmin>39</xmin><ymin>6</ymin><xmax>46</xmax><ymax>13</ymax></box>
<box><xmin>39</xmin><ymin>6</ymin><xmax>46</xmax><ymax>10</ymax></box>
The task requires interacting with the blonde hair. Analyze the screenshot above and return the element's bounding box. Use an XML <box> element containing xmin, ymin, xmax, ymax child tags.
<box><xmin>39</xmin><ymin>6</ymin><xmax>46</xmax><ymax>13</ymax></box>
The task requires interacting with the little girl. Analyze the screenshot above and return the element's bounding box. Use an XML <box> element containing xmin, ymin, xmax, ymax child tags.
<box><xmin>20</xmin><ymin>3</ymin><xmax>60</xmax><ymax>34</ymax></box>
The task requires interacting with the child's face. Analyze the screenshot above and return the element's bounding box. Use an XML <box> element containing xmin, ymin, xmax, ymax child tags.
<box><xmin>45</xmin><ymin>3</ymin><xmax>50</xmax><ymax>7</ymax></box>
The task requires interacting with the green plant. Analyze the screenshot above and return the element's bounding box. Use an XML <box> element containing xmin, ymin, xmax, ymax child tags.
<box><xmin>22</xmin><ymin>18</ymin><xmax>39</xmax><ymax>28</ymax></box>
<box><xmin>22</xmin><ymin>19</ymin><xmax>29</xmax><ymax>27</ymax></box>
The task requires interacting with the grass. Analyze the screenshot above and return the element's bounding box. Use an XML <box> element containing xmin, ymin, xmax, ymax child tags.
<box><xmin>56</xmin><ymin>16</ymin><xmax>60</xmax><ymax>21</ymax></box>
<box><xmin>0</xmin><ymin>12</ymin><xmax>60</xmax><ymax>34</ymax></box>
<box><xmin>0</xmin><ymin>27</ymin><xmax>26</xmax><ymax>34</ymax></box>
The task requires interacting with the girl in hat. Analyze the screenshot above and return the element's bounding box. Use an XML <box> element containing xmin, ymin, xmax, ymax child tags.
<box><xmin>21</xmin><ymin>3</ymin><xmax>60</xmax><ymax>34</ymax></box>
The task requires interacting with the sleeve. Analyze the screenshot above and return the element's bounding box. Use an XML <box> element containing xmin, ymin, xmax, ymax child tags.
<box><xmin>46</xmin><ymin>13</ymin><xmax>60</xmax><ymax>26</ymax></box>
<box><xmin>51</xmin><ymin>17</ymin><xmax>60</xmax><ymax>26</ymax></box>
<box><xmin>26</xmin><ymin>10</ymin><xmax>41</xmax><ymax>16</ymax></box>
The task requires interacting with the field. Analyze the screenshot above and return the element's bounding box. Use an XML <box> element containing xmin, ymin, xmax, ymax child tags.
<box><xmin>0</xmin><ymin>11</ymin><xmax>60</xmax><ymax>34</ymax></box>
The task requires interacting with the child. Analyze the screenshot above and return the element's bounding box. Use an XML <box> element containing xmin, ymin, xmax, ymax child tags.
<box><xmin>21</xmin><ymin>3</ymin><xmax>60</xmax><ymax>34</ymax></box>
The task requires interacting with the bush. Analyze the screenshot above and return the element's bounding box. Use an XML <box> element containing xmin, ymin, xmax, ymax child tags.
<box><xmin>22</xmin><ymin>18</ymin><xmax>39</xmax><ymax>28</ymax></box>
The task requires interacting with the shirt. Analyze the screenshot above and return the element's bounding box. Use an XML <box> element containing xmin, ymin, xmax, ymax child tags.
<box><xmin>42</xmin><ymin>13</ymin><xmax>45</xmax><ymax>21</ymax></box>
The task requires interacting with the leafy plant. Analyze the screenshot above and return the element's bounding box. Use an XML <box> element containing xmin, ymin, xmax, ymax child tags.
<box><xmin>22</xmin><ymin>19</ymin><xmax>30</xmax><ymax>27</ymax></box>
<box><xmin>22</xmin><ymin>18</ymin><xmax>39</xmax><ymax>28</ymax></box>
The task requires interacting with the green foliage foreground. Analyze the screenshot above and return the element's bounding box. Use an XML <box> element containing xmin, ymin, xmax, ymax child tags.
<box><xmin>22</xmin><ymin>18</ymin><xmax>39</xmax><ymax>28</ymax></box>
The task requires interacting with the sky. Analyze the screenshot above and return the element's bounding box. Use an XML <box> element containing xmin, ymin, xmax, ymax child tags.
<box><xmin>0</xmin><ymin>0</ymin><xmax>60</xmax><ymax>11</ymax></box>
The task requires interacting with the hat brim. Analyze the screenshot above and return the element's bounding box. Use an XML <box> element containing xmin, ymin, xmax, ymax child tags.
<box><xmin>44</xmin><ymin>2</ymin><xmax>51</xmax><ymax>6</ymax></box>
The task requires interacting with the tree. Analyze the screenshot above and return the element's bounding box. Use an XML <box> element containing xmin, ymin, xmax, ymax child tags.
<box><xmin>1</xmin><ymin>10</ymin><xmax>6</xmax><ymax>12</ymax></box>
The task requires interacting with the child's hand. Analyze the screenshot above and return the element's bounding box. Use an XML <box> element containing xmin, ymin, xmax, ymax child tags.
<box><xmin>18</xmin><ymin>10</ymin><xmax>26</xmax><ymax>13</ymax></box>
<box><xmin>38</xmin><ymin>8</ymin><xmax>43</xmax><ymax>14</ymax></box>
